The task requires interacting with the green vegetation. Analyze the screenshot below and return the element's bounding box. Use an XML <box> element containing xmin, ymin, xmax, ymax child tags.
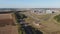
<box><xmin>14</xmin><ymin>12</ymin><xmax>27</xmax><ymax>22</ymax></box>
<box><xmin>14</xmin><ymin>12</ymin><xmax>27</xmax><ymax>19</ymax></box>
<box><xmin>14</xmin><ymin>12</ymin><xmax>27</xmax><ymax>34</ymax></box>
<box><xmin>18</xmin><ymin>24</ymin><xmax>26</xmax><ymax>34</ymax></box>
<box><xmin>14</xmin><ymin>12</ymin><xmax>43</xmax><ymax>34</ymax></box>
<box><xmin>54</xmin><ymin>14</ymin><xmax>60</xmax><ymax>22</ymax></box>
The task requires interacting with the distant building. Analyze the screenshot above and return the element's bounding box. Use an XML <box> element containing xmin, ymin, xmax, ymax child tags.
<box><xmin>46</xmin><ymin>10</ymin><xmax>59</xmax><ymax>14</ymax></box>
<box><xmin>46</xmin><ymin>10</ymin><xmax>53</xmax><ymax>14</ymax></box>
<box><xmin>30</xmin><ymin>9</ymin><xmax>59</xmax><ymax>15</ymax></box>
<box><xmin>30</xmin><ymin>10</ymin><xmax>46</xmax><ymax>15</ymax></box>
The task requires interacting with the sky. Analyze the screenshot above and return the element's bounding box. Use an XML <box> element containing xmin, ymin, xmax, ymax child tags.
<box><xmin>0</xmin><ymin>0</ymin><xmax>60</xmax><ymax>8</ymax></box>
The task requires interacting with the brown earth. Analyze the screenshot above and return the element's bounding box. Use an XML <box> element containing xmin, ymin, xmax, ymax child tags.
<box><xmin>0</xmin><ymin>13</ymin><xmax>18</xmax><ymax>34</ymax></box>
<box><xmin>0</xmin><ymin>25</ymin><xmax>18</xmax><ymax>34</ymax></box>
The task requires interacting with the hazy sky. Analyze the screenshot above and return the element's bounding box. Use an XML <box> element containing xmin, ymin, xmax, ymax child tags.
<box><xmin>0</xmin><ymin>0</ymin><xmax>60</xmax><ymax>8</ymax></box>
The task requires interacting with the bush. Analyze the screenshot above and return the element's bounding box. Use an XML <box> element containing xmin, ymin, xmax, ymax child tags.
<box><xmin>14</xmin><ymin>12</ymin><xmax>27</xmax><ymax>22</ymax></box>
<box><xmin>54</xmin><ymin>14</ymin><xmax>60</xmax><ymax>22</ymax></box>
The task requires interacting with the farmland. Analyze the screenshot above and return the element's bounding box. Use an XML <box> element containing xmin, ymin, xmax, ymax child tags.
<box><xmin>0</xmin><ymin>13</ymin><xmax>18</xmax><ymax>34</ymax></box>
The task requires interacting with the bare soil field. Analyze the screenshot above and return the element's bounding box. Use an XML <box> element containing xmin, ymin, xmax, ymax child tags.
<box><xmin>0</xmin><ymin>25</ymin><xmax>18</xmax><ymax>34</ymax></box>
<box><xmin>0</xmin><ymin>13</ymin><xmax>18</xmax><ymax>34</ymax></box>
<box><xmin>0</xmin><ymin>14</ymin><xmax>13</xmax><ymax>19</ymax></box>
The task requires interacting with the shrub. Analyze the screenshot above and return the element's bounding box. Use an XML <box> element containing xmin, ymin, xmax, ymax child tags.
<box><xmin>54</xmin><ymin>14</ymin><xmax>60</xmax><ymax>22</ymax></box>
